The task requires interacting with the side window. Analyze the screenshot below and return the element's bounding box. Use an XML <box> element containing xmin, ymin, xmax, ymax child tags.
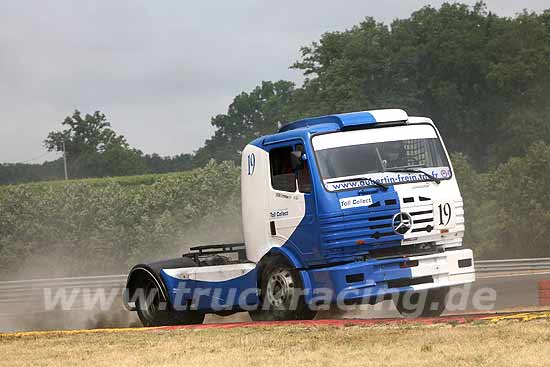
<box><xmin>295</xmin><ymin>144</ymin><xmax>312</xmax><ymax>193</ymax></box>
<box><xmin>270</xmin><ymin>146</ymin><xmax>297</xmax><ymax>192</ymax></box>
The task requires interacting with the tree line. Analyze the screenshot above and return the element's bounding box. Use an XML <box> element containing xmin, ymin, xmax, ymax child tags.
<box><xmin>195</xmin><ymin>2</ymin><xmax>550</xmax><ymax>171</ymax></box>
<box><xmin>2</xmin><ymin>2</ymin><xmax>549</xmax><ymax>182</ymax></box>
<box><xmin>0</xmin><ymin>110</ymin><xmax>195</xmax><ymax>184</ymax></box>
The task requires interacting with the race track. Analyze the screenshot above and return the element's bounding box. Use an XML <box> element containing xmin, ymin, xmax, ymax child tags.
<box><xmin>1</xmin><ymin>270</ymin><xmax>549</xmax><ymax>332</ymax></box>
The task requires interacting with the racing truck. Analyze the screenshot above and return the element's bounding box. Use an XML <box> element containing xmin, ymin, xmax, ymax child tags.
<box><xmin>123</xmin><ymin>109</ymin><xmax>475</xmax><ymax>326</ymax></box>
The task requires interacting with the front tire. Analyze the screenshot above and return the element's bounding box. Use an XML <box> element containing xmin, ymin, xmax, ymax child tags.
<box><xmin>136</xmin><ymin>278</ymin><xmax>204</xmax><ymax>326</ymax></box>
<box><xmin>394</xmin><ymin>287</ymin><xmax>449</xmax><ymax>318</ymax></box>
<box><xmin>249</xmin><ymin>261</ymin><xmax>316</xmax><ymax>321</ymax></box>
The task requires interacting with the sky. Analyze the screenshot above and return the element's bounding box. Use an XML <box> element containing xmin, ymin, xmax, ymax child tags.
<box><xmin>0</xmin><ymin>1</ymin><xmax>548</xmax><ymax>163</ymax></box>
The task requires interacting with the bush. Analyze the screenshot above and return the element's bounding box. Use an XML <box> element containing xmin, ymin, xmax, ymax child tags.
<box><xmin>452</xmin><ymin>143</ymin><xmax>550</xmax><ymax>259</ymax></box>
<box><xmin>487</xmin><ymin>143</ymin><xmax>550</xmax><ymax>258</ymax></box>
<box><xmin>2</xmin><ymin>147</ymin><xmax>550</xmax><ymax>280</ymax></box>
<box><xmin>0</xmin><ymin>161</ymin><xmax>241</xmax><ymax>279</ymax></box>
<box><xmin>451</xmin><ymin>153</ymin><xmax>499</xmax><ymax>258</ymax></box>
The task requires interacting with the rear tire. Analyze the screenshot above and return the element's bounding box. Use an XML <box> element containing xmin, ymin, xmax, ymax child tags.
<box><xmin>136</xmin><ymin>277</ymin><xmax>204</xmax><ymax>326</ymax></box>
<box><xmin>394</xmin><ymin>287</ymin><xmax>449</xmax><ymax>318</ymax></box>
<box><xmin>249</xmin><ymin>261</ymin><xmax>316</xmax><ymax>321</ymax></box>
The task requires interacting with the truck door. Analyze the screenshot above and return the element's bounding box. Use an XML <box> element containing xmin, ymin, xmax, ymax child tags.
<box><xmin>267</xmin><ymin>142</ymin><xmax>318</xmax><ymax>265</ymax></box>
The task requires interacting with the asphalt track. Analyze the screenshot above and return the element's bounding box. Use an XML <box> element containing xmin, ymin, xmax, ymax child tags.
<box><xmin>1</xmin><ymin>271</ymin><xmax>549</xmax><ymax>333</ymax></box>
<box><xmin>474</xmin><ymin>271</ymin><xmax>550</xmax><ymax>309</ymax></box>
<box><xmin>285</xmin><ymin>271</ymin><xmax>550</xmax><ymax>321</ymax></box>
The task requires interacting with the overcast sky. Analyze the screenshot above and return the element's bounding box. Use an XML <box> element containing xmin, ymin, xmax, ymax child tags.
<box><xmin>0</xmin><ymin>1</ymin><xmax>547</xmax><ymax>163</ymax></box>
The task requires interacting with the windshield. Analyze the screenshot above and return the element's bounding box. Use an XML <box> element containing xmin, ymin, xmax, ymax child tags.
<box><xmin>312</xmin><ymin>124</ymin><xmax>451</xmax><ymax>191</ymax></box>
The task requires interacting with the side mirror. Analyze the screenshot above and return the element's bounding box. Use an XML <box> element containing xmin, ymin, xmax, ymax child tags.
<box><xmin>290</xmin><ymin>151</ymin><xmax>305</xmax><ymax>170</ymax></box>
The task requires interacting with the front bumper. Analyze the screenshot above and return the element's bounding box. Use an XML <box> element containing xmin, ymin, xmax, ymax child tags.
<box><xmin>301</xmin><ymin>249</ymin><xmax>475</xmax><ymax>304</ymax></box>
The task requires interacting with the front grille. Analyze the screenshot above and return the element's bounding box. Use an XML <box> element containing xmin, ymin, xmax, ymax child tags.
<box><xmin>402</xmin><ymin>197</ymin><xmax>435</xmax><ymax>234</ymax></box>
<box><xmin>320</xmin><ymin>209</ymin><xmax>401</xmax><ymax>262</ymax></box>
<box><xmin>319</xmin><ymin>195</ymin><xmax>443</xmax><ymax>263</ymax></box>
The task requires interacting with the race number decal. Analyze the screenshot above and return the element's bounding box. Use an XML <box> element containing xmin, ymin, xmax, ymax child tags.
<box><xmin>247</xmin><ymin>153</ymin><xmax>256</xmax><ymax>175</ymax></box>
<box><xmin>433</xmin><ymin>201</ymin><xmax>455</xmax><ymax>229</ymax></box>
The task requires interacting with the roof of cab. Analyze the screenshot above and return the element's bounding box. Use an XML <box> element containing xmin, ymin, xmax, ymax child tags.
<box><xmin>249</xmin><ymin>109</ymin><xmax>411</xmax><ymax>148</ymax></box>
<box><xmin>278</xmin><ymin>109</ymin><xmax>408</xmax><ymax>133</ymax></box>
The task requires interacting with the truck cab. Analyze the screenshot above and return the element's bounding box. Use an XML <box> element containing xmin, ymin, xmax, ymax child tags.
<box><xmin>124</xmin><ymin>109</ymin><xmax>475</xmax><ymax>325</ymax></box>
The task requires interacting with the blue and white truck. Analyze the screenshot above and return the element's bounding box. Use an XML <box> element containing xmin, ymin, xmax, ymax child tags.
<box><xmin>123</xmin><ymin>109</ymin><xmax>475</xmax><ymax>325</ymax></box>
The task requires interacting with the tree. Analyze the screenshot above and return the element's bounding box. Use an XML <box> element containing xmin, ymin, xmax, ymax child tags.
<box><xmin>291</xmin><ymin>2</ymin><xmax>550</xmax><ymax>169</ymax></box>
<box><xmin>450</xmin><ymin>153</ymin><xmax>499</xmax><ymax>258</ymax></box>
<box><xmin>0</xmin><ymin>160</ymin><xmax>64</xmax><ymax>185</ymax></box>
<box><xmin>44</xmin><ymin>110</ymin><xmax>146</xmax><ymax>178</ymax></box>
<box><xmin>193</xmin><ymin>80</ymin><xmax>296</xmax><ymax>166</ymax></box>
<box><xmin>143</xmin><ymin>153</ymin><xmax>194</xmax><ymax>174</ymax></box>
<box><xmin>2</xmin><ymin>109</ymin><xmax>199</xmax><ymax>185</ymax></box>
<box><xmin>487</xmin><ymin>142</ymin><xmax>550</xmax><ymax>258</ymax></box>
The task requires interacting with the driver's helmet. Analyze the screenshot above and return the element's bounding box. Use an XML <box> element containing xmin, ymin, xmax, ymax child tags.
<box><xmin>385</xmin><ymin>141</ymin><xmax>404</xmax><ymax>162</ymax></box>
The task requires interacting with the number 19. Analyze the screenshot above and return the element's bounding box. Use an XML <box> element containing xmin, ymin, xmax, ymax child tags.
<box><xmin>438</xmin><ymin>203</ymin><xmax>452</xmax><ymax>226</ymax></box>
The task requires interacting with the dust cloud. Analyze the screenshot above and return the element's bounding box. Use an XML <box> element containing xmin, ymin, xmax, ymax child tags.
<box><xmin>0</xmin><ymin>208</ymin><xmax>244</xmax><ymax>332</ymax></box>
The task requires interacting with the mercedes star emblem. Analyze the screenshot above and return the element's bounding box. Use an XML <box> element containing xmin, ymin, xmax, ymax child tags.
<box><xmin>392</xmin><ymin>212</ymin><xmax>413</xmax><ymax>235</ymax></box>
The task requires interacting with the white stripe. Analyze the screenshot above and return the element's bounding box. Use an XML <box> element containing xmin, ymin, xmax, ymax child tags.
<box><xmin>368</xmin><ymin>109</ymin><xmax>408</xmax><ymax>123</ymax></box>
<box><xmin>163</xmin><ymin>263</ymin><xmax>256</xmax><ymax>282</ymax></box>
<box><xmin>312</xmin><ymin>124</ymin><xmax>437</xmax><ymax>150</ymax></box>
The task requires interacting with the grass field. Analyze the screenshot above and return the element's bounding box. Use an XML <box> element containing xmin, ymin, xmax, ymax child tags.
<box><xmin>1</xmin><ymin>320</ymin><xmax>549</xmax><ymax>367</ymax></box>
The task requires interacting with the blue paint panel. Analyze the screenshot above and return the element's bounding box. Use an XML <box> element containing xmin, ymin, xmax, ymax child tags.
<box><xmin>330</xmin><ymin>111</ymin><xmax>377</xmax><ymax>126</ymax></box>
<box><xmin>245</xmin><ymin>112</ymin><xmax>410</xmax><ymax>300</ymax></box>
<box><xmin>277</xmin><ymin>191</ymin><xmax>321</xmax><ymax>266</ymax></box>
<box><xmin>258</xmin><ymin>127</ymin><xmax>405</xmax><ymax>268</ymax></box>
<box><xmin>262</xmin><ymin>128</ymin><xmax>322</xmax><ymax>146</ymax></box>
<box><xmin>160</xmin><ymin>268</ymin><xmax>259</xmax><ymax>311</ymax></box>
<box><xmin>248</xmin><ymin>136</ymin><xmax>267</xmax><ymax>150</ymax></box>
<box><xmin>283</xmin><ymin>176</ymin><xmax>404</xmax><ymax>267</ymax></box>
<box><xmin>318</xmin><ymin>187</ymin><xmax>404</xmax><ymax>263</ymax></box>
<box><xmin>251</xmin><ymin>125</ymin><xmax>338</xmax><ymax>150</ymax></box>
<box><xmin>279</xmin><ymin>111</ymin><xmax>377</xmax><ymax>133</ymax></box>
<box><xmin>258</xmin><ymin>138</ymin><xmax>323</xmax><ymax>268</ymax></box>
<box><xmin>303</xmin><ymin>256</ymin><xmax>416</xmax><ymax>304</ymax></box>
<box><xmin>269</xmin><ymin>247</ymin><xmax>305</xmax><ymax>270</ymax></box>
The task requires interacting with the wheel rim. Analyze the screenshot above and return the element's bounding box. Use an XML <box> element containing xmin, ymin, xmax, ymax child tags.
<box><xmin>141</xmin><ymin>280</ymin><xmax>161</xmax><ymax>322</ymax></box>
<box><xmin>265</xmin><ymin>268</ymin><xmax>295</xmax><ymax>309</ymax></box>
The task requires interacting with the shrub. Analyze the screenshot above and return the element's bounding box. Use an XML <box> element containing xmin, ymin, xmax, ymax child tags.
<box><xmin>0</xmin><ymin>161</ymin><xmax>241</xmax><ymax>279</ymax></box>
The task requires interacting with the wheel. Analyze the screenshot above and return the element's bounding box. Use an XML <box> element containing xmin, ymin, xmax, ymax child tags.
<box><xmin>249</xmin><ymin>261</ymin><xmax>316</xmax><ymax>321</ymax></box>
<box><xmin>394</xmin><ymin>287</ymin><xmax>449</xmax><ymax>318</ymax></box>
<box><xmin>136</xmin><ymin>277</ymin><xmax>204</xmax><ymax>326</ymax></box>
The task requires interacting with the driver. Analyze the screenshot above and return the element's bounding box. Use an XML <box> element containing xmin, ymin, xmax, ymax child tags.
<box><xmin>384</xmin><ymin>141</ymin><xmax>408</xmax><ymax>168</ymax></box>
